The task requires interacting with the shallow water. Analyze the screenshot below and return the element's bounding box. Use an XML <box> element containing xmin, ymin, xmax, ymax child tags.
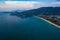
<box><xmin>0</xmin><ymin>13</ymin><xmax>60</xmax><ymax>40</ymax></box>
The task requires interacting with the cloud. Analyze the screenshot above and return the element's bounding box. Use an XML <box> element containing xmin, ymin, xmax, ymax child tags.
<box><xmin>0</xmin><ymin>1</ymin><xmax>60</xmax><ymax>11</ymax></box>
<box><xmin>51</xmin><ymin>2</ymin><xmax>60</xmax><ymax>6</ymax></box>
<box><xmin>0</xmin><ymin>1</ymin><xmax>40</xmax><ymax>11</ymax></box>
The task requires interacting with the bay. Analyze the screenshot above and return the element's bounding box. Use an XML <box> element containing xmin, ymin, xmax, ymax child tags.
<box><xmin>0</xmin><ymin>13</ymin><xmax>60</xmax><ymax>40</ymax></box>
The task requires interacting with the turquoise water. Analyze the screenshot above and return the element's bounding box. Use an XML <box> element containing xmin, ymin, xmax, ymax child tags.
<box><xmin>0</xmin><ymin>13</ymin><xmax>60</xmax><ymax>40</ymax></box>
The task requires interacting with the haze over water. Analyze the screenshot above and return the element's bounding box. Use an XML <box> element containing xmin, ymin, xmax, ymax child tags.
<box><xmin>0</xmin><ymin>13</ymin><xmax>60</xmax><ymax>40</ymax></box>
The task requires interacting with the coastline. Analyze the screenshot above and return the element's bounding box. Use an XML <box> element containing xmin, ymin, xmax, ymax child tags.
<box><xmin>34</xmin><ymin>16</ymin><xmax>60</xmax><ymax>28</ymax></box>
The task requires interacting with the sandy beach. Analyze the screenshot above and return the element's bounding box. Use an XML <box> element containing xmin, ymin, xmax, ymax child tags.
<box><xmin>34</xmin><ymin>16</ymin><xmax>60</xmax><ymax>28</ymax></box>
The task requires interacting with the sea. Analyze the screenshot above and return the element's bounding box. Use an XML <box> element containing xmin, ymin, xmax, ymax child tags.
<box><xmin>0</xmin><ymin>13</ymin><xmax>60</xmax><ymax>40</ymax></box>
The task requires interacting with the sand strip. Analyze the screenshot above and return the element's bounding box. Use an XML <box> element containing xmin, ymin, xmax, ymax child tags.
<box><xmin>34</xmin><ymin>16</ymin><xmax>60</xmax><ymax>28</ymax></box>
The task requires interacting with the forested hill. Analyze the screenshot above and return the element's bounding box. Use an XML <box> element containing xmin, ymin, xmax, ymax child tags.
<box><xmin>16</xmin><ymin>7</ymin><xmax>60</xmax><ymax>15</ymax></box>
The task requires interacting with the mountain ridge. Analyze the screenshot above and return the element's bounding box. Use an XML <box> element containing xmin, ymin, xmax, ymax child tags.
<box><xmin>16</xmin><ymin>7</ymin><xmax>60</xmax><ymax>15</ymax></box>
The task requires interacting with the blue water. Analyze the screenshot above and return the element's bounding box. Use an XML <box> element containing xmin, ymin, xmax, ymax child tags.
<box><xmin>0</xmin><ymin>13</ymin><xmax>60</xmax><ymax>40</ymax></box>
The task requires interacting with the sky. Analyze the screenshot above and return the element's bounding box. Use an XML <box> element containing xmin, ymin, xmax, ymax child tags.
<box><xmin>0</xmin><ymin>0</ymin><xmax>60</xmax><ymax>11</ymax></box>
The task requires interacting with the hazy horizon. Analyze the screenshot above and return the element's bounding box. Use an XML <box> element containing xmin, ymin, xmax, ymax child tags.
<box><xmin>0</xmin><ymin>0</ymin><xmax>60</xmax><ymax>11</ymax></box>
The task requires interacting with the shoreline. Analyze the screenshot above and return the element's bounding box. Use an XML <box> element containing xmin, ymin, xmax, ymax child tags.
<box><xmin>34</xmin><ymin>16</ymin><xmax>60</xmax><ymax>28</ymax></box>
